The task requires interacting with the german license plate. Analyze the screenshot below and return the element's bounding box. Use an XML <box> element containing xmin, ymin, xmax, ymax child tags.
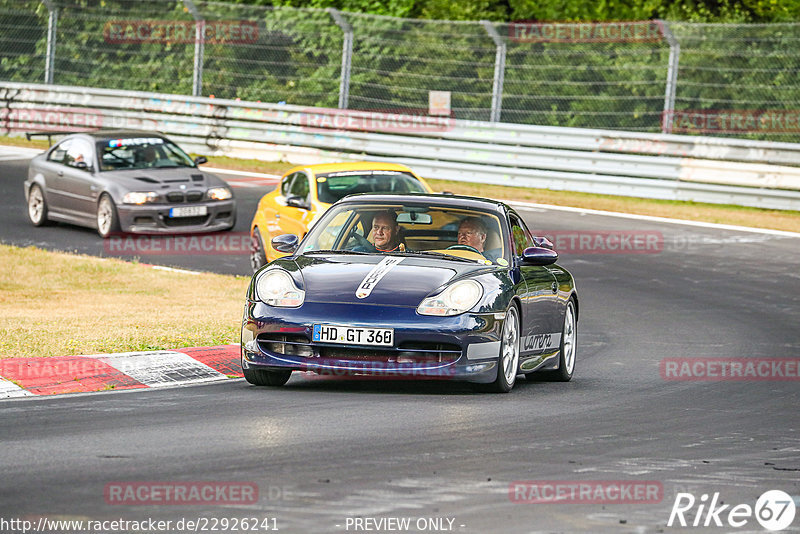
<box><xmin>169</xmin><ymin>206</ymin><xmax>207</xmax><ymax>218</ymax></box>
<box><xmin>313</xmin><ymin>324</ymin><xmax>394</xmax><ymax>347</ymax></box>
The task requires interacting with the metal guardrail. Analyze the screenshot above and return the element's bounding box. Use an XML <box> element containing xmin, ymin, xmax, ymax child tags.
<box><xmin>3</xmin><ymin>81</ymin><xmax>800</xmax><ymax>211</ymax></box>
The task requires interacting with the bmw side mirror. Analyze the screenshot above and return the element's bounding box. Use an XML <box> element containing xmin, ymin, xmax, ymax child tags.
<box><xmin>272</xmin><ymin>234</ymin><xmax>299</xmax><ymax>254</ymax></box>
<box><xmin>194</xmin><ymin>156</ymin><xmax>208</xmax><ymax>166</ymax></box>
<box><xmin>522</xmin><ymin>246</ymin><xmax>558</xmax><ymax>265</ymax></box>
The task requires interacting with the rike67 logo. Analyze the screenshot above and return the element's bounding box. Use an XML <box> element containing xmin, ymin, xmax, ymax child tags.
<box><xmin>668</xmin><ymin>490</ymin><xmax>796</xmax><ymax>531</ymax></box>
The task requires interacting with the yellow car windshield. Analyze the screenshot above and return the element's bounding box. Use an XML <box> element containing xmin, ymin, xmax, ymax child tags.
<box><xmin>316</xmin><ymin>171</ymin><xmax>427</xmax><ymax>204</ymax></box>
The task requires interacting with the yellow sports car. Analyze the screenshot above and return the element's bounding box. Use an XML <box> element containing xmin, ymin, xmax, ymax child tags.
<box><xmin>249</xmin><ymin>162</ymin><xmax>434</xmax><ymax>271</ymax></box>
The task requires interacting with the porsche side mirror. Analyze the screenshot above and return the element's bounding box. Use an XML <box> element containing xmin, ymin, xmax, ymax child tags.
<box><xmin>272</xmin><ymin>234</ymin><xmax>299</xmax><ymax>253</ymax></box>
<box><xmin>194</xmin><ymin>156</ymin><xmax>208</xmax><ymax>166</ymax></box>
<box><xmin>74</xmin><ymin>161</ymin><xmax>91</xmax><ymax>172</ymax></box>
<box><xmin>532</xmin><ymin>236</ymin><xmax>555</xmax><ymax>250</ymax></box>
<box><xmin>521</xmin><ymin>246</ymin><xmax>558</xmax><ymax>265</ymax></box>
<box><xmin>286</xmin><ymin>196</ymin><xmax>310</xmax><ymax>210</ymax></box>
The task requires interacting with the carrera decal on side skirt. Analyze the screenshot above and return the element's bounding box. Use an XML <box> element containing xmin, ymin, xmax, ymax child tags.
<box><xmin>522</xmin><ymin>332</ymin><xmax>561</xmax><ymax>354</ymax></box>
<box><xmin>356</xmin><ymin>257</ymin><xmax>405</xmax><ymax>299</ymax></box>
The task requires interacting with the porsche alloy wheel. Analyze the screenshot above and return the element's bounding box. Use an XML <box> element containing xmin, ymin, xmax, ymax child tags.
<box><xmin>556</xmin><ymin>299</ymin><xmax>577</xmax><ymax>381</ymax></box>
<box><xmin>531</xmin><ymin>298</ymin><xmax>577</xmax><ymax>382</ymax></box>
<box><xmin>28</xmin><ymin>184</ymin><xmax>48</xmax><ymax>226</ymax></box>
<box><xmin>96</xmin><ymin>194</ymin><xmax>120</xmax><ymax>238</ymax></box>
<box><xmin>479</xmin><ymin>305</ymin><xmax>520</xmax><ymax>393</ymax></box>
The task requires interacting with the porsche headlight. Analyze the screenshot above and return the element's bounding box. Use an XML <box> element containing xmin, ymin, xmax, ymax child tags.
<box><xmin>207</xmin><ymin>187</ymin><xmax>232</xmax><ymax>201</ymax></box>
<box><xmin>255</xmin><ymin>269</ymin><xmax>305</xmax><ymax>307</ymax></box>
<box><xmin>417</xmin><ymin>280</ymin><xmax>483</xmax><ymax>316</ymax></box>
<box><xmin>122</xmin><ymin>191</ymin><xmax>159</xmax><ymax>204</ymax></box>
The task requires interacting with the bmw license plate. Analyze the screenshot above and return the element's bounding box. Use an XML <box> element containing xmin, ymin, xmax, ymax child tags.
<box><xmin>169</xmin><ymin>206</ymin><xmax>207</xmax><ymax>218</ymax></box>
<box><xmin>313</xmin><ymin>324</ymin><xmax>393</xmax><ymax>347</ymax></box>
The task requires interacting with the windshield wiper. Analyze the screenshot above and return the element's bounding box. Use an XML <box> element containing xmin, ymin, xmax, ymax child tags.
<box><xmin>303</xmin><ymin>249</ymin><xmax>370</xmax><ymax>255</ymax></box>
<box><xmin>396</xmin><ymin>250</ymin><xmax>483</xmax><ymax>264</ymax></box>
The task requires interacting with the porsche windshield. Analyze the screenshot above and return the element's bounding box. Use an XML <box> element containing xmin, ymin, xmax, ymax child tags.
<box><xmin>97</xmin><ymin>137</ymin><xmax>196</xmax><ymax>171</ymax></box>
<box><xmin>301</xmin><ymin>203</ymin><xmax>508</xmax><ymax>265</ymax></box>
<box><xmin>316</xmin><ymin>171</ymin><xmax>427</xmax><ymax>204</ymax></box>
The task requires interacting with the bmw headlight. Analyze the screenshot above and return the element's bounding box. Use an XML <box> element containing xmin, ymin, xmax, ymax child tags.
<box><xmin>255</xmin><ymin>269</ymin><xmax>305</xmax><ymax>307</ymax></box>
<box><xmin>122</xmin><ymin>191</ymin><xmax>159</xmax><ymax>204</ymax></box>
<box><xmin>207</xmin><ymin>187</ymin><xmax>232</xmax><ymax>201</ymax></box>
<box><xmin>417</xmin><ymin>280</ymin><xmax>483</xmax><ymax>316</ymax></box>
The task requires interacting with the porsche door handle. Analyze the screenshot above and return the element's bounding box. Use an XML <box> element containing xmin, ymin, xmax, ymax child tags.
<box><xmin>551</xmin><ymin>282</ymin><xmax>558</xmax><ymax>294</ymax></box>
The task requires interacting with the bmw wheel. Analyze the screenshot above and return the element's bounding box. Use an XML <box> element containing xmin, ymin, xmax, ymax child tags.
<box><xmin>96</xmin><ymin>194</ymin><xmax>120</xmax><ymax>238</ymax></box>
<box><xmin>27</xmin><ymin>184</ymin><xmax>49</xmax><ymax>226</ymax></box>
<box><xmin>250</xmin><ymin>227</ymin><xmax>268</xmax><ymax>272</ymax></box>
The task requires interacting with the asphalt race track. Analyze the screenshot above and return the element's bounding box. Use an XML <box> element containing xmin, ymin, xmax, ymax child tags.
<box><xmin>1</xmin><ymin>151</ymin><xmax>799</xmax><ymax>533</ymax></box>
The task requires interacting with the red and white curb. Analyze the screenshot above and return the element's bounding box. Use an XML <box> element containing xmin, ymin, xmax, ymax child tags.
<box><xmin>0</xmin><ymin>345</ymin><xmax>242</xmax><ymax>399</ymax></box>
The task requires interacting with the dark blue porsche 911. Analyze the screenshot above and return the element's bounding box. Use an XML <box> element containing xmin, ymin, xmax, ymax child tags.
<box><xmin>241</xmin><ymin>193</ymin><xmax>578</xmax><ymax>392</ymax></box>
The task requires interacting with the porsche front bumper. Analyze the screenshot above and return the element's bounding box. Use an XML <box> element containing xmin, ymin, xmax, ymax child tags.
<box><xmin>241</xmin><ymin>300</ymin><xmax>506</xmax><ymax>383</ymax></box>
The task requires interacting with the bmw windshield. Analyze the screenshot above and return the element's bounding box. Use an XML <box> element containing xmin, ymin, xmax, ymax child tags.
<box><xmin>97</xmin><ymin>137</ymin><xmax>196</xmax><ymax>171</ymax></box>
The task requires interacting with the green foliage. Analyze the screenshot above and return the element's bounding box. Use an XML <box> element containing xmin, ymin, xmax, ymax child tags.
<box><xmin>1</xmin><ymin>0</ymin><xmax>799</xmax><ymax>140</ymax></box>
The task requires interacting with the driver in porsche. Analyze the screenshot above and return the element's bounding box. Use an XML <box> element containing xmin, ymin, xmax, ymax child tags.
<box><xmin>370</xmin><ymin>210</ymin><xmax>405</xmax><ymax>252</ymax></box>
<box><xmin>456</xmin><ymin>217</ymin><xmax>487</xmax><ymax>253</ymax></box>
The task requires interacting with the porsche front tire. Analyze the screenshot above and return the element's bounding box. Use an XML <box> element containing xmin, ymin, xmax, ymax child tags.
<box><xmin>475</xmin><ymin>305</ymin><xmax>520</xmax><ymax>393</ymax></box>
<box><xmin>243</xmin><ymin>368</ymin><xmax>292</xmax><ymax>387</ymax></box>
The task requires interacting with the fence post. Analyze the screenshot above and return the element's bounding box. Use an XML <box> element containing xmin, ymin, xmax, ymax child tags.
<box><xmin>183</xmin><ymin>0</ymin><xmax>204</xmax><ymax>97</ymax></box>
<box><xmin>41</xmin><ymin>0</ymin><xmax>57</xmax><ymax>84</ymax></box>
<box><xmin>481</xmin><ymin>20</ymin><xmax>506</xmax><ymax>123</ymax></box>
<box><xmin>328</xmin><ymin>8</ymin><xmax>352</xmax><ymax>109</ymax></box>
<box><xmin>659</xmin><ymin>20</ymin><xmax>680</xmax><ymax>134</ymax></box>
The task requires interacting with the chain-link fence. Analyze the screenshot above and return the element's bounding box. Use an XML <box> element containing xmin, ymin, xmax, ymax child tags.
<box><xmin>1</xmin><ymin>0</ymin><xmax>800</xmax><ymax>140</ymax></box>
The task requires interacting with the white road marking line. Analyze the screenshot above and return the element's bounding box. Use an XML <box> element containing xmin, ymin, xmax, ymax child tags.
<box><xmin>0</xmin><ymin>376</ymin><xmax>34</xmax><ymax>398</ymax></box>
<box><xmin>202</xmin><ymin>166</ymin><xmax>282</xmax><ymax>179</ymax></box>
<box><xmin>0</xmin><ymin>145</ymin><xmax>44</xmax><ymax>157</ymax></box>
<box><xmin>150</xmin><ymin>265</ymin><xmax>202</xmax><ymax>275</ymax></box>
<box><xmin>509</xmin><ymin>200</ymin><xmax>800</xmax><ymax>239</ymax></box>
<box><xmin>87</xmin><ymin>350</ymin><xmax>227</xmax><ymax>388</ymax></box>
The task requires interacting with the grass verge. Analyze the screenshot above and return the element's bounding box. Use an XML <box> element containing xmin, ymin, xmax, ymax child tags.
<box><xmin>3</xmin><ymin>135</ymin><xmax>799</xmax><ymax>233</ymax></box>
<box><xmin>0</xmin><ymin>244</ymin><xmax>248</xmax><ymax>359</ymax></box>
